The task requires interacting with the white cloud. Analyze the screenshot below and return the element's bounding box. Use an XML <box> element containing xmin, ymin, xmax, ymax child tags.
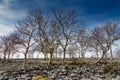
<box><xmin>3</xmin><ymin>0</ymin><xmax>14</xmax><ymax>4</ymax></box>
<box><xmin>0</xmin><ymin>0</ymin><xmax>25</xmax><ymax>35</ymax></box>
<box><xmin>0</xmin><ymin>0</ymin><xmax>25</xmax><ymax>20</ymax></box>
<box><xmin>0</xmin><ymin>0</ymin><xmax>15</xmax><ymax>18</ymax></box>
<box><xmin>0</xmin><ymin>24</ymin><xmax>14</xmax><ymax>36</ymax></box>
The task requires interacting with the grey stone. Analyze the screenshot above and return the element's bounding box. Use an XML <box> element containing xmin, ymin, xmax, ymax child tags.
<box><xmin>1</xmin><ymin>76</ymin><xmax>9</xmax><ymax>80</ymax></box>
<box><xmin>26</xmin><ymin>77</ymin><xmax>32</xmax><ymax>80</ymax></box>
<box><xmin>69</xmin><ymin>73</ymin><xmax>77</xmax><ymax>77</ymax></box>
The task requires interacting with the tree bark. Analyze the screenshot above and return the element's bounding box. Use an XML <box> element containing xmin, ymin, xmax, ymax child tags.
<box><xmin>95</xmin><ymin>51</ymin><xmax>106</xmax><ymax>63</ymax></box>
<box><xmin>3</xmin><ymin>52</ymin><xmax>6</xmax><ymax>62</ymax></box>
<box><xmin>81</xmin><ymin>52</ymin><xmax>85</xmax><ymax>63</ymax></box>
<box><xmin>81</xmin><ymin>46</ymin><xmax>86</xmax><ymax>63</ymax></box>
<box><xmin>48</xmin><ymin>48</ymin><xmax>54</xmax><ymax>65</ymax></box>
<box><xmin>62</xmin><ymin>48</ymin><xmax>66</xmax><ymax>65</ymax></box>
<box><xmin>96</xmin><ymin>48</ymin><xmax>98</xmax><ymax>59</ymax></box>
<box><xmin>7</xmin><ymin>52</ymin><xmax>10</xmax><ymax>61</ymax></box>
<box><xmin>22</xmin><ymin>47</ymin><xmax>29</xmax><ymax>69</ymax></box>
<box><xmin>55</xmin><ymin>52</ymin><xmax>58</xmax><ymax>59</ymax></box>
<box><xmin>44</xmin><ymin>52</ymin><xmax>47</xmax><ymax>60</ymax></box>
<box><xmin>110</xmin><ymin>44</ymin><xmax>113</xmax><ymax>63</ymax></box>
<box><xmin>79</xmin><ymin>52</ymin><xmax>81</xmax><ymax>59</ymax></box>
<box><xmin>48</xmin><ymin>52</ymin><xmax>53</xmax><ymax>65</ymax></box>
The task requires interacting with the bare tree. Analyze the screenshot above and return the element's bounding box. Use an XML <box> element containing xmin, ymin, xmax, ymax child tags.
<box><xmin>0</xmin><ymin>33</ymin><xmax>19</xmax><ymax>61</ymax></box>
<box><xmin>29</xmin><ymin>8</ymin><xmax>59</xmax><ymax>65</ymax></box>
<box><xmin>15</xmin><ymin>14</ymin><xmax>37</xmax><ymax>68</ymax></box>
<box><xmin>0</xmin><ymin>36</ymin><xmax>9</xmax><ymax>61</ymax></box>
<box><xmin>90</xmin><ymin>21</ymin><xmax>120</xmax><ymax>63</ymax></box>
<box><xmin>102</xmin><ymin>21</ymin><xmax>120</xmax><ymax>63</ymax></box>
<box><xmin>34</xmin><ymin>42</ymin><xmax>49</xmax><ymax>60</ymax></box>
<box><xmin>89</xmin><ymin>31</ymin><xmax>100</xmax><ymax>59</ymax></box>
<box><xmin>76</xmin><ymin>26</ymin><xmax>90</xmax><ymax>63</ymax></box>
<box><xmin>67</xmin><ymin>45</ymin><xmax>77</xmax><ymax>59</ymax></box>
<box><xmin>7</xmin><ymin>32</ymin><xmax>22</xmax><ymax>60</ymax></box>
<box><xmin>91</xmin><ymin>26</ymin><xmax>111</xmax><ymax>63</ymax></box>
<box><xmin>54</xmin><ymin>10</ymin><xmax>78</xmax><ymax>65</ymax></box>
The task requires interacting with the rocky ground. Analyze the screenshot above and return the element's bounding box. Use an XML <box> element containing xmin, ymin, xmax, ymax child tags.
<box><xmin>0</xmin><ymin>60</ymin><xmax>120</xmax><ymax>80</ymax></box>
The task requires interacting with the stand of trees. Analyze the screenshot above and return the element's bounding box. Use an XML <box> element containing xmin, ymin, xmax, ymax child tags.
<box><xmin>0</xmin><ymin>8</ymin><xmax>120</xmax><ymax>68</ymax></box>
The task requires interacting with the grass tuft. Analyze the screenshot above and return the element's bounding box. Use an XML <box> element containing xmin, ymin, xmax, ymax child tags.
<box><xmin>32</xmin><ymin>75</ymin><xmax>48</xmax><ymax>80</ymax></box>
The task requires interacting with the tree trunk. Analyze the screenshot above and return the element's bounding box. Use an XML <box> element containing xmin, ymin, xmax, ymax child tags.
<box><xmin>44</xmin><ymin>52</ymin><xmax>47</xmax><ymax>60</ymax></box>
<box><xmin>55</xmin><ymin>52</ymin><xmax>58</xmax><ymax>59</ymax></box>
<box><xmin>22</xmin><ymin>53</ymin><xmax>27</xmax><ymax>69</ymax></box>
<box><xmin>46</xmin><ymin>53</ymin><xmax>48</xmax><ymax>60</ymax></box>
<box><xmin>3</xmin><ymin>52</ymin><xmax>6</xmax><ymax>62</ymax></box>
<box><xmin>95</xmin><ymin>51</ymin><xmax>106</xmax><ymax>63</ymax></box>
<box><xmin>48</xmin><ymin>48</ymin><xmax>54</xmax><ymax>65</ymax></box>
<box><xmin>110</xmin><ymin>45</ymin><xmax>113</xmax><ymax>63</ymax></box>
<box><xmin>48</xmin><ymin>52</ymin><xmax>53</xmax><ymax>65</ymax></box>
<box><xmin>22</xmin><ymin>47</ymin><xmax>29</xmax><ymax>69</ymax></box>
<box><xmin>7</xmin><ymin>52</ymin><xmax>10</xmax><ymax>61</ymax></box>
<box><xmin>96</xmin><ymin>48</ymin><xmax>98</xmax><ymax>59</ymax></box>
<box><xmin>62</xmin><ymin>48</ymin><xmax>66</xmax><ymax>65</ymax></box>
<box><xmin>81</xmin><ymin>53</ymin><xmax>85</xmax><ymax>63</ymax></box>
<box><xmin>81</xmin><ymin>46</ymin><xmax>86</xmax><ymax>63</ymax></box>
<box><xmin>79</xmin><ymin>52</ymin><xmax>81</xmax><ymax>59</ymax></box>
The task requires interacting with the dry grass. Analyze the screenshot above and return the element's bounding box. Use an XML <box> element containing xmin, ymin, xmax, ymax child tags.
<box><xmin>32</xmin><ymin>75</ymin><xmax>48</xmax><ymax>80</ymax></box>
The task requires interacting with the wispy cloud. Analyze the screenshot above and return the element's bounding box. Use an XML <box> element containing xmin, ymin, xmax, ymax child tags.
<box><xmin>0</xmin><ymin>0</ymin><xmax>25</xmax><ymax>25</ymax></box>
<box><xmin>0</xmin><ymin>0</ymin><xmax>25</xmax><ymax>19</ymax></box>
<box><xmin>0</xmin><ymin>0</ymin><xmax>120</xmax><ymax>36</ymax></box>
<box><xmin>0</xmin><ymin>0</ymin><xmax>25</xmax><ymax>35</ymax></box>
<box><xmin>0</xmin><ymin>0</ymin><xmax>16</xmax><ymax>18</ymax></box>
<box><xmin>0</xmin><ymin>24</ymin><xmax>14</xmax><ymax>36</ymax></box>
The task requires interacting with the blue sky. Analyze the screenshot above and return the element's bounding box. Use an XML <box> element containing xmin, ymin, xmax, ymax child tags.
<box><xmin>0</xmin><ymin>0</ymin><xmax>120</xmax><ymax>35</ymax></box>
